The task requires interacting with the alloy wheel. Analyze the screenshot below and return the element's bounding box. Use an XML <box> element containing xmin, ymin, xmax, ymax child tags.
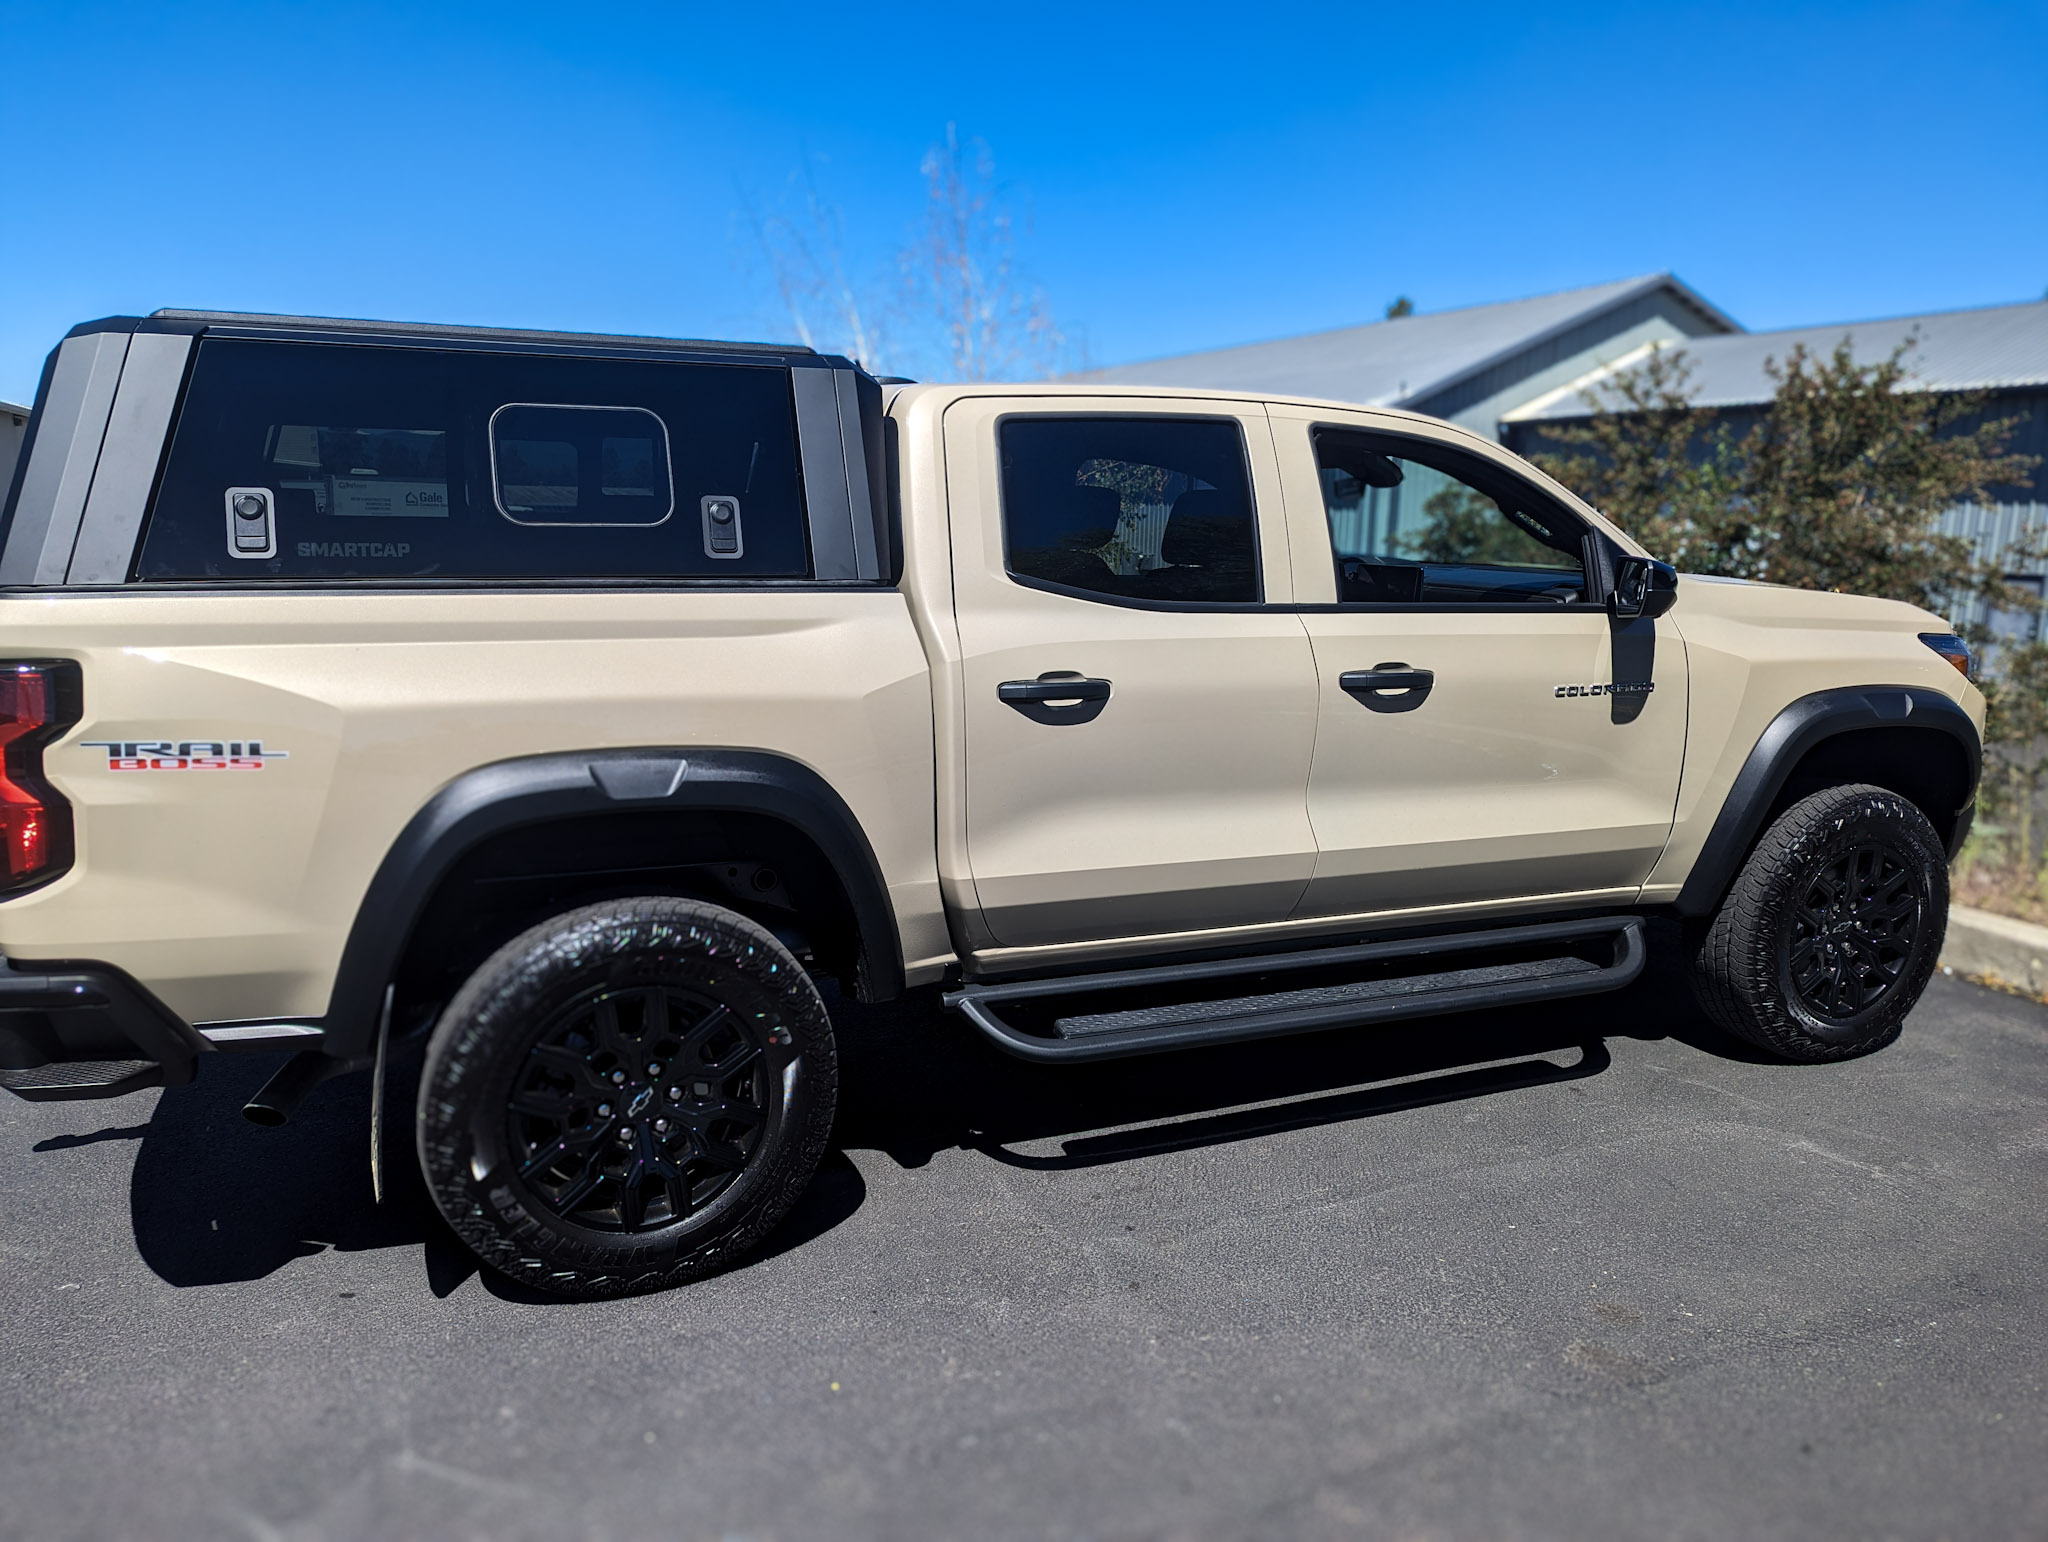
<box><xmin>506</xmin><ymin>985</ymin><xmax>776</xmax><ymax>1232</ymax></box>
<box><xmin>1785</xmin><ymin>841</ymin><xmax>1924</xmax><ymax>1023</ymax></box>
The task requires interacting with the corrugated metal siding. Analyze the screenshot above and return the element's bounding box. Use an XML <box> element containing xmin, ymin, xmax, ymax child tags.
<box><xmin>0</xmin><ymin>404</ymin><xmax>28</xmax><ymax>509</ymax></box>
<box><xmin>1940</xmin><ymin>499</ymin><xmax>2048</xmax><ymax>572</ymax></box>
<box><xmin>1971</xmin><ymin>390</ymin><xmax>2048</xmax><ymax>502</ymax></box>
<box><xmin>1940</xmin><ymin>500</ymin><xmax>2048</xmax><ymax>639</ymax></box>
<box><xmin>1103</xmin><ymin>501</ymin><xmax>1175</xmax><ymax>573</ymax></box>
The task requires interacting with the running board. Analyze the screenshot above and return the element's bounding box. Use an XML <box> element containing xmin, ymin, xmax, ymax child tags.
<box><xmin>944</xmin><ymin>917</ymin><xmax>1645</xmax><ymax>1063</ymax></box>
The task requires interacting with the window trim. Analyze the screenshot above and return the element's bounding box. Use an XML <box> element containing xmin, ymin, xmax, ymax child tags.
<box><xmin>1308</xmin><ymin>421</ymin><xmax>1611</xmax><ymax>613</ymax></box>
<box><xmin>994</xmin><ymin>410</ymin><xmax>1267</xmax><ymax>610</ymax></box>
<box><xmin>487</xmin><ymin>401</ymin><xmax>676</xmax><ymax>529</ymax></box>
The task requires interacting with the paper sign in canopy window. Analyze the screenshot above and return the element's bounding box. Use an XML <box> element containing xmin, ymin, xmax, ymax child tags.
<box><xmin>489</xmin><ymin>403</ymin><xmax>675</xmax><ymax>526</ymax></box>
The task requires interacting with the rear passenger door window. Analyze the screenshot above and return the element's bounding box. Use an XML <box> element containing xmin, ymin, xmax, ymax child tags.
<box><xmin>999</xmin><ymin>417</ymin><xmax>1259</xmax><ymax>605</ymax></box>
<box><xmin>137</xmin><ymin>339</ymin><xmax>808</xmax><ymax>580</ymax></box>
<box><xmin>1315</xmin><ymin>427</ymin><xmax>1587</xmax><ymax>605</ymax></box>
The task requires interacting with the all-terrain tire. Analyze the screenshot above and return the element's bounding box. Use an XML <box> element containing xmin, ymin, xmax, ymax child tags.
<box><xmin>417</xmin><ymin>897</ymin><xmax>836</xmax><ymax>1298</ymax></box>
<box><xmin>1689</xmin><ymin>784</ymin><xmax>1947</xmax><ymax>1062</ymax></box>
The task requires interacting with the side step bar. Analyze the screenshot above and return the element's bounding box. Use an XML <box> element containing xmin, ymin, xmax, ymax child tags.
<box><xmin>945</xmin><ymin>916</ymin><xmax>1646</xmax><ymax>1063</ymax></box>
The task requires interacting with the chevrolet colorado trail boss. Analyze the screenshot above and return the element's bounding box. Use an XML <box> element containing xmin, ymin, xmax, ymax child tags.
<box><xmin>0</xmin><ymin>311</ymin><xmax>1982</xmax><ymax>1296</ymax></box>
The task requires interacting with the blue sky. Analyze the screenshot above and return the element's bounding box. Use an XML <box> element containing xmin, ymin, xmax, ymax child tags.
<box><xmin>1</xmin><ymin>0</ymin><xmax>2043</xmax><ymax>401</ymax></box>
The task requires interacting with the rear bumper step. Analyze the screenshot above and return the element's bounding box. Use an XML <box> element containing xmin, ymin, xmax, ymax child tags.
<box><xmin>945</xmin><ymin>917</ymin><xmax>1646</xmax><ymax>1063</ymax></box>
<box><xmin>0</xmin><ymin>956</ymin><xmax>213</xmax><ymax>1102</ymax></box>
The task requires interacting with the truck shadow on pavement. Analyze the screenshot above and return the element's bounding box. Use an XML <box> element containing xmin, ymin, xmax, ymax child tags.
<box><xmin>117</xmin><ymin>1054</ymin><xmax>869</xmax><ymax>1299</ymax></box>
<box><xmin>107</xmin><ymin>921</ymin><xmax>1754</xmax><ymax>1295</ymax></box>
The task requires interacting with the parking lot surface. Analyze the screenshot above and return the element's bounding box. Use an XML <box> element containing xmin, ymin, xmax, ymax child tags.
<box><xmin>2</xmin><ymin>933</ymin><xmax>2044</xmax><ymax>1541</ymax></box>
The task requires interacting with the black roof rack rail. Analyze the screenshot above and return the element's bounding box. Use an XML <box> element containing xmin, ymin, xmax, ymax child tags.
<box><xmin>143</xmin><ymin>309</ymin><xmax>815</xmax><ymax>358</ymax></box>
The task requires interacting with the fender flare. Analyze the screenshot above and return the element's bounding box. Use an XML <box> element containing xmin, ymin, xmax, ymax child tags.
<box><xmin>1674</xmin><ymin>686</ymin><xmax>1981</xmax><ymax>918</ymax></box>
<box><xmin>319</xmin><ymin>747</ymin><xmax>904</xmax><ymax>1059</ymax></box>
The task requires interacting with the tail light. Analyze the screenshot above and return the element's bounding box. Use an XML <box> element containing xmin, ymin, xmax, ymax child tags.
<box><xmin>0</xmin><ymin>661</ymin><xmax>82</xmax><ymax>896</ymax></box>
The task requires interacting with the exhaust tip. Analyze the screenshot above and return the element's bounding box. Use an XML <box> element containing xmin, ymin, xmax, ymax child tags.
<box><xmin>242</xmin><ymin>1050</ymin><xmax>344</xmax><ymax>1127</ymax></box>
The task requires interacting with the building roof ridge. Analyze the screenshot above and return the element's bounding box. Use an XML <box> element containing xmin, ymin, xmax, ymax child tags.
<box><xmin>1070</xmin><ymin>273</ymin><xmax>1713</xmax><ymax>385</ymax></box>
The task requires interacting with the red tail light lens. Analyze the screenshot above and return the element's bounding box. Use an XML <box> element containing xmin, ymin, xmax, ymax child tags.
<box><xmin>0</xmin><ymin>661</ymin><xmax>82</xmax><ymax>896</ymax></box>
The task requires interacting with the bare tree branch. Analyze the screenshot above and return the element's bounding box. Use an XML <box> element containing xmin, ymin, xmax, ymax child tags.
<box><xmin>902</xmin><ymin>125</ymin><xmax>1069</xmax><ymax>381</ymax></box>
<box><xmin>742</xmin><ymin>157</ymin><xmax>888</xmax><ymax>371</ymax></box>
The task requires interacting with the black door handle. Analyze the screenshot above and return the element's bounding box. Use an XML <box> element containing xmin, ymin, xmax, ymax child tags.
<box><xmin>1340</xmin><ymin>664</ymin><xmax>1434</xmax><ymax>714</ymax></box>
<box><xmin>998</xmin><ymin>673</ymin><xmax>1112</xmax><ymax>725</ymax></box>
<box><xmin>999</xmin><ymin>678</ymin><xmax>1112</xmax><ymax>704</ymax></box>
<box><xmin>1341</xmin><ymin>668</ymin><xmax>1432</xmax><ymax>693</ymax></box>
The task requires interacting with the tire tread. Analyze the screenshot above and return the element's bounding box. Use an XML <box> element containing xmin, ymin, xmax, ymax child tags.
<box><xmin>417</xmin><ymin>897</ymin><xmax>837</xmax><ymax>1299</ymax></box>
<box><xmin>1689</xmin><ymin>783</ymin><xmax>1946</xmax><ymax>1062</ymax></box>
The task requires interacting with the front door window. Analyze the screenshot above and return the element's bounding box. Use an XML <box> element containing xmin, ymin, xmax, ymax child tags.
<box><xmin>1315</xmin><ymin>428</ymin><xmax>1588</xmax><ymax>606</ymax></box>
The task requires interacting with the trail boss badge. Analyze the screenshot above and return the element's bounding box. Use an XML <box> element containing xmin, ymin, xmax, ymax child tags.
<box><xmin>79</xmin><ymin>740</ymin><xmax>289</xmax><ymax>771</ymax></box>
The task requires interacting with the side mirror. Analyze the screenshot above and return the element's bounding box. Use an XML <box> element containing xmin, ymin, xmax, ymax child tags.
<box><xmin>1350</xmin><ymin>450</ymin><xmax>1405</xmax><ymax>489</ymax></box>
<box><xmin>1611</xmin><ymin>557</ymin><xmax>1679</xmax><ymax>620</ymax></box>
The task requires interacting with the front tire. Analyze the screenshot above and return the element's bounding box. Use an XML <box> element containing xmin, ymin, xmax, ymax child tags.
<box><xmin>1689</xmin><ymin>784</ymin><xmax>1947</xmax><ymax>1062</ymax></box>
<box><xmin>417</xmin><ymin>897</ymin><xmax>837</xmax><ymax>1298</ymax></box>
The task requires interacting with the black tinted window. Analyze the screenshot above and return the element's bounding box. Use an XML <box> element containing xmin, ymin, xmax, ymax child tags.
<box><xmin>999</xmin><ymin>417</ymin><xmax>1258</xmax><ymax>604</ymax></box>
<box><xmin>490</xmin><ymin>405</ymin><xmax>672</xmax><ymax>524</ymax></box>
<box><xmin>138</xmin><ymin>340</ymin><xmax>808</xmax><ymax>579</ymax></box>
<box><xmin>1314</xmin><ymin>428</ymin><xmax>1586</xmax><ymax>604</ymax></box>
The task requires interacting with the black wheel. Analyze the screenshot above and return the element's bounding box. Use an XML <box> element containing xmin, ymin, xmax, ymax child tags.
<box><xmin>416</xmin><ymin>897</ymin><xmax>836</xmax><ymax>1298</ymax></box>
<box><xmin>1690</xmin><ymin>784</ymin><xmax>1947</xmax><ymax>1062</ymax></box>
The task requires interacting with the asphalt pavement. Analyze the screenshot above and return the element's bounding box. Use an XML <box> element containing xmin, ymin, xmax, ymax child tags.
<box><xmin>2</xmin><ymin>928</ymin><xmax>2044</xmax><ymax>1541</ymax></box>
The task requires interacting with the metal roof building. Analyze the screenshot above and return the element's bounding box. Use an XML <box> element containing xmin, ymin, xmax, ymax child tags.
<box><xmin>1074</xmin><ymin>274</ymin><xmax>1742</xmax><ymax>433</ymax></box>
<box><xmin>1078</xmin><ymin>278</ymin><xmax>2048</xmax><ymax>633</ymax></box>
<box><xmin>1078</xmin><ymin>274</ymin><xmax>2046</xmax><ymax>448</ymax></box>
<box><xmin>1505</xmin><ymin>296</ymin><xmax>2048</xmax><ymax>425</ymax></box>
<box><xmin>0</xmin><ymin>400</ymin><xmax>30</xmax><ymax>511</ymax></box>
<box><xmin>1498</xmin><ymin>297</ymin><xmax>2048</xmax><ymax>637</ymax></box>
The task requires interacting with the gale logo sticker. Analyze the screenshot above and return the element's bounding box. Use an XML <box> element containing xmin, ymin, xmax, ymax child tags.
<box><xmin>79</xmin><ymin>740</ymin><xmax>289</xmax><ymax>772</ymax></box>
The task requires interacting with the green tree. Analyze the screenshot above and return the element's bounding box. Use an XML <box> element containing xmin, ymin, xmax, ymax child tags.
<box><xmin>1401</xmin><ymin>485</ymin><xmax>1569</xmax><ymax>567</ymax></box>
<box><xmin>1531</xmin><ymin>337</ymin><xmax>2038</xmax><ymax>619</ymax></box>
<box><xmin>1744</xmin><ymin>340</ymin><xmax>2035</xmax><ymax>605</ymax></box>
<box><xmin>1978</xmin><ymin>641</ymin><xmax>2048</xmax><ymax>880</ymax></box>
<box><xmin>1526</xmin><ymin>347</ymin><xmax>1745</xmax><ymax>571</ymax></box>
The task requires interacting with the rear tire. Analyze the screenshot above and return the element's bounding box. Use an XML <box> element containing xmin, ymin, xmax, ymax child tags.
<box><xmin>416</xmin><ymin>897</ymin><xmax>836</xmax><ymax>1298</ymax></box>
<box><xmin>1689</xmin><ymin>784</ymin><xmax>1946</xmax><ymax>1062</ymax></box>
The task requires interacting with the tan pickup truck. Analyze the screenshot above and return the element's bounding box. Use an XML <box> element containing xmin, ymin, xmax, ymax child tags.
<box><xmin>0</xmin><ymin>311</ymin><xmax>1982</xmax><ymax>1296</ymax></box>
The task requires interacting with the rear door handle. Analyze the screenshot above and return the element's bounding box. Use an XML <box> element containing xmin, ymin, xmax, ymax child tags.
<box><xmin>1340</xmin><ymin>664</ymin><xmax>1434</xmax><ymax>714</ymax></box>
<box><xmin>1341</xmin><ymin>668</ymin><xmax>1433</xmax><ymax>693</ymax></box>
<box><xmin>998</xmin><ymin>677</ymin><xmax>1112</xmax><ymax>704</ymax></box>
<box><xmin>998</xmin><ymin>673</ymin><xmax>1112</xmax><ymax>724</ymax></box>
